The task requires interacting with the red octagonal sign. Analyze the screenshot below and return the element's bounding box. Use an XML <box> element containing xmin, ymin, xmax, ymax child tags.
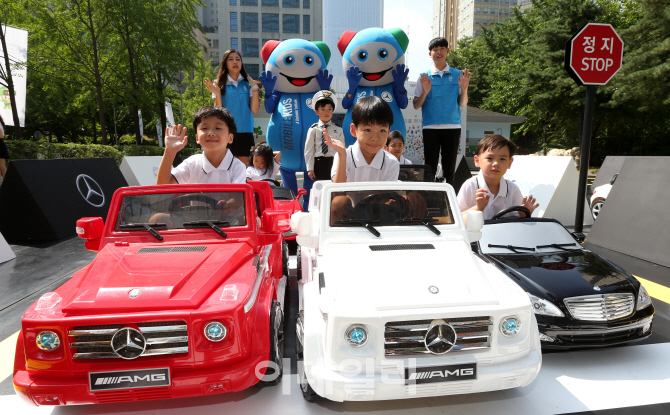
<box><xmin>565</xmin><ymin>23</ymin><xmax>624</xmax><ymax>85</ymax></box>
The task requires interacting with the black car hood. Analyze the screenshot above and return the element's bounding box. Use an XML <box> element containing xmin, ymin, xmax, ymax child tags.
<box><xmin>488</xmin><ymin>250</ymin><xmax>636</xmax><ymax>300</ymax></box>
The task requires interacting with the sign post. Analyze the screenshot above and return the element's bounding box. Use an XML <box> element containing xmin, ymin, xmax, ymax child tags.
<box><xmin>565</xmin><ymin>23</ymin><xmax>623</xmax><ymax>232</ymax></box>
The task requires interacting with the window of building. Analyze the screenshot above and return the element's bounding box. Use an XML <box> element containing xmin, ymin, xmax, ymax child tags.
<box><xmin>241</xmin><ymin>0</ymin><xmax>257</xmax><ymax>5</ymax></box>
<box><xmin>262</xmin><ymin>38</ymin><xmax>279</xmax><ymax>46</ymax></box>
<box><xmin>231</xmin><ymin>37</ymin><xmax>239</xmax><ymax>50</ymax></box>
<box><xmin>242</xmin><ymin>38</ymin><xmax>259</xmax><ymax>57</ymax></box>
<box><xmin>262</xmin><ymin>0</ymin><xmax>279</xmax><ymax>6</ymax></box>
<box><xmin>283</xmin><ymin>0</ymin><xmax>299</xmax><ymax>8</ymax></box>
<box><xmin>303</xmin><ymin>15</ymin><xmax>310</xmax><ymax>34</ymax></box>
<box><xmin>246</xmin><ymin>64</ymin><xmax>260</xmax><ymax>79</ymax></box>
<box><xmin>241</xmin><ymin>12</ymin><xmax>259</xmax><ymax>32</ymax></box>
<box><xmin>262</xmin><ymin>13</ymin><xmax>279</xmax><ymax>32</ymax></box>
<box><xmin>283</xmin><ymin>14</ymin><xmax>299</xmax><ymax>33</ymax></box>
<box><xmin>230</xmin><ymin>0</ymin><xmax>237</xmax><ymax>5</ymax></box>
<box><xmin>230</xmin><ymin>12</ymin><xmax>238</xmax><ymax>32</ymax></box>
<box><xmin>303</xmin><ymin>0</ymin><xmax>310</xmax><ymax>8</ymax></box>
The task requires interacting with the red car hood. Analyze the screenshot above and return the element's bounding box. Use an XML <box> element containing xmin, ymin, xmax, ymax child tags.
<box><xmin>62</xmin><ymin>242</ymin><xmax>254</xmax><ymax>315</ymax></box>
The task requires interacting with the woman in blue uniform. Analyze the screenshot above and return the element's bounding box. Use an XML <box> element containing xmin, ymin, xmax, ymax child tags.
<box><xmin>206</xmin><ymin>49</ymin><xmax>260</xmax><ymax>165</ymax></box>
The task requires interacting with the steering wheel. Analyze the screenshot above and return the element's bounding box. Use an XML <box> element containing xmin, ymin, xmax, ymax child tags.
<box><xmin>262</xmin><ymin>178</ymin><xmax>281</xmax><ymax>187</ymax></box>
<box><xmin>490</xmin><ymin>205</ymin><xmax>531</xmax><ymax>220</ymax></box>
<box><xmin>353</xmin><ymin>192</ymin><xmax>406</xmax><ymax>222</ymax></box>
<box><xmin>169</xmin><ymin>194</ymin><xmax>220</xmax><ymax>211</ymax></box>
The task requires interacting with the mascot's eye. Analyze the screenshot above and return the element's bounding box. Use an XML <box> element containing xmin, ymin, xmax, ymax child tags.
<box><xmin>304</xmin><ymin>55</ymin><xmax>314</xmax><ymax>66</ymax></box>
<box><xmin>378</xmin><ymin>48</ymin><xmax>389</xmax><ymax>60</ymax></box>
<box><xmin>358</xmin><ymin>50</ymin><xmax>368</xmax><ymax>62</ymax></box>
<box><xmin>284</xmin><ymin>55</ymin><xmax>295</xmax><ymax>66</ymax></box>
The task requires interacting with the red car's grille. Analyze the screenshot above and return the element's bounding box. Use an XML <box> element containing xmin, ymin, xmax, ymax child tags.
<box><xmin>69</xmin><ymin>321</ymin><xmax>188</xmax><ymax>360</ymax></box>
<box><xmin>94</xmin><ymin>387</ymin><xmax>171</xmax><ymax>403</ymax></box>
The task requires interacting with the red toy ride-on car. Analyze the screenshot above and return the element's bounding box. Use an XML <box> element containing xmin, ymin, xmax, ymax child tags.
<box><xmin>13</xmin><ymin>182</ymin><xmax>290</xmax><ymax>406</ymax></box>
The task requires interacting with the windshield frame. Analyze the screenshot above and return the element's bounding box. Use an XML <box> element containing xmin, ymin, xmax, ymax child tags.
<box><xmin>106</xmin><ymin>184</ymin><xmax>259</xmax><ymax>238</ymax></box>
<box><xmin>321</xmin><ymin>183</ymin><xmax>460</xmax><ymax>235</ymax></box>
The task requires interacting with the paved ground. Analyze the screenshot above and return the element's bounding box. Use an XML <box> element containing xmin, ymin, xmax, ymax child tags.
<box><xmin>0</xmin><ymin>207</ymin><xmax>669</xmax><ymax>414</ymax></box>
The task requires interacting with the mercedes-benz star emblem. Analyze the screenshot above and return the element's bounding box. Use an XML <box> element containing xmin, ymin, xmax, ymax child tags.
<box><xmin>111</xmin><ymin>327</ymin><xmax>146</xmax><ymax>359</ymax></box>
<box><xmin>429</xmin><ymin>285</ymin><xmax>439</xmax><ymax>294</ymax></box>
<box><xmin>593</xmin><ymin>286</ymin><xmax>602</xmax><ymax>291</ymax></box>
<box><xmin>76</xmin><ymin>174</ymin><xmax>105</xmax><ymax>208</ymax></box>
<box><xmin>424</xmin><ymin>323</ymin><xmax>457</xmax><ymax>355</ymax></box>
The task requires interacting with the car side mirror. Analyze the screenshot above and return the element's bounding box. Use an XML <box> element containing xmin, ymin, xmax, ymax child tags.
<box><xmin>609</xmin><ymin>174</ymin><xmax>618</xmax><ymax>185</ymax></box>
<box><xmin>296</xmin><ymin>188</ymin><xmax>308</xmax><ymax>199</ymax></box>
<box><xmin>466</xmin><ymin>210</ymin><xmax>484</xmax><ymax>243</ymax></box>
<box><xmin>290</xmin><ymin>211</ymin><xmax>318</xmax><ymax>248</ymax></box>
<box><xmin>76</xmin><ymin>217</ymin><xmax>104</xmax><ymax>252</ymax></box>
<box><xmin>571</xmin><ymin>232</ymin><xmax>586</xmax><ymax>243</ymax></box>
<box><xmin>262</xmin><ymin>211</ymin><xmax>291</xmax><ymax>233</ymax></box>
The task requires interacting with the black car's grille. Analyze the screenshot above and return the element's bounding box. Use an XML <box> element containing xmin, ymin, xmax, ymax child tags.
<box><xmin>69</xmin><ymin>321</ymin><xmax>188</xmax><ymax>360</ymax></box>
<box><xmin>556</xmin><ymin>328</ymin><xmax>640</xmax><ymax>345</ymax></box>
<box><xmin>384</xmin><ymin>317</ymin><xmax>492</xmax><ymax>356</ymax></box>
<box><xmin>564</xmin><ymin>293</ymin><xmax>635</xmax><ymax>321</ymax></box>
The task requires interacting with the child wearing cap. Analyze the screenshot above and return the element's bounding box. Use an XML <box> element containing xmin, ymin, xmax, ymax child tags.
<box><xmin>304</xmin><ymin>91</ymin><xmax>343</xmax><ymax>181</ymax></box>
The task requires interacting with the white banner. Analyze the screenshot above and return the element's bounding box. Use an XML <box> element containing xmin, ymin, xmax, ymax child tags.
<box><xmin>165</xmin><ymin>100</ymin><xmax>175</xmax><ymax>128</ymax></box>
<box><xmin>138</xmin><ymin>110</ymin><xmax>144</xmax><ymax>139</ymax></box>
<box><xmin>156</xmin><ymin>121</ymin><xmax>163</xmax><ymax>147</ymax></box>
<box><xmin>0</xmin><ymin>25</ymin><xmax>28</xmax><ymax>127</ymax></box>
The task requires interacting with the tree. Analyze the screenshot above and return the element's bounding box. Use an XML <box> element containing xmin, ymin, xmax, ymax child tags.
<box><xmin>29</xmin><ymin>0</ymin><xmax>121</xmax><ymax>144</ymax></box>
<box><xmin>0</xmin><ymin>1</ymin><xmax>26</xmax><ymax>138</ymax></box>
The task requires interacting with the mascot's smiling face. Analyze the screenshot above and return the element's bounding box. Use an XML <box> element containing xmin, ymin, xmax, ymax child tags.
<box><xmin>263</xmin><ymin>39</ymin><xmax>330</xmax><ymax>94</ymax></box>
<box><xmin>339</xmin><ymin>28</ymin><xmax>408</xmax><ymax>87</ymax></box>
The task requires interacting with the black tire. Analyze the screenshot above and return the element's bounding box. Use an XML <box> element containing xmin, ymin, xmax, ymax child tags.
<box><xmin>591</xmin><ymin>200</ymin><xmax>604</xmax><ymax>219</ymax></box>
<box><xmin>296</xmin><ymin>246</ymin><xmax>302</xmax><ymax>281</ymax></box>
<box><xmin>261</xmin><ymin>301</ymin><xmax>284</xmax><ymax>386</ymax></box>
<box><xmin>296</xmin><ymin>313</ymin><xmax>322</xmax><ymax>402</ymax></box>
<box><xmin>282</xmin><ymin>241</ymin><xmax>289</xmax><ymax>277</ymax></box>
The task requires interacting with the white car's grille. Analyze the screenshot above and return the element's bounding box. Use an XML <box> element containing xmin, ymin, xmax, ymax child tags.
<box><xmin>68</xmin><ymin>321</ymin><xmax>188</xmax><ymax>359</ymax></box>
<box><xmin>564</xmin><ymin>294</ymin><xmax>635</xmax><ymax>321</ymax></box>
<box><xmin>384</xmin><ymin>317</ymin><xmax>492</xmax><ymax>356</ymax></box>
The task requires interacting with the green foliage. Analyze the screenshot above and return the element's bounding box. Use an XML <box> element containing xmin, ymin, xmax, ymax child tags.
<box><xmin>447</xmin><ymin>0</ymin><xmax>667</xmax><ymax>163</ymax></box>
<box><xmin>4</xmin><ymin>141</ymin><xmax>198</xmax><ymax>166</ymax></box>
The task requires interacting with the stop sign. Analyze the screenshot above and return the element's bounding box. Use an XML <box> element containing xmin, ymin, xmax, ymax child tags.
<box><xmin>565</xmin><ymin>23</ymin><xmax>624</xmax><ymax>85</ymax></box>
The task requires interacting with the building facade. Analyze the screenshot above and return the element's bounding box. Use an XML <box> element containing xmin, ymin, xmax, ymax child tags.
<box><xmin>432</xmin><ymin>0</ymin><xmax>458</xmax><ymax>49</ymax></box>
<box><xmin>204</xmin><ymin>0</ymin><xmax>324</xmax><ymax>80</ymax></box>
<box><xmin>458</xmin><ymin>0</ymin><xmax>516</xmax><ymax>40</ymax></box>
<box><xmin>322</xmin><ymin>0</ymin><xmax>383</xmax><ymax>77</ymax></box>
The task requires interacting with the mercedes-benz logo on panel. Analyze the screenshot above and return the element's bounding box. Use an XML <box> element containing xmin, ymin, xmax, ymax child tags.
<box><xmin>111</xmin><ymin>328</ymin><xmax>146</xmax><ymax>360</ymax></box>
<box><xmin>424</xmin><ymin>323</ymin><xmax>457</xmax><ymax>355</ymax></box>
<box><xmin>76</xmin><ymin>174</ymin><xmax>105</xmax><ymax>207</ymax></box>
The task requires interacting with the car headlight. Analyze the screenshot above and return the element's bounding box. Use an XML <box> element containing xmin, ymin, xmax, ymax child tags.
<box><xmin>204</xmin><ymin>321</ymin><xmax>227</xmax><ymax>342</ymax></box>
<box><xmin>36</xmin><ymin>331</ymin><xmax>61</xmax><ymax>351</ymax></box>
<box><xmin>527</xmin><ymin>293</ymin><xmax>565</xmax><ymax>317</ymax></box>
<box><xmin>344</xmin><ymin>325</ymin><xmax>368</xmax><ymax>347</ymax></box>
<box><xmin>637</xmin><ymin>285</ymin><xmax>652</xmax><ymax>310</ymax></box>
<box><xmin>500</xmin><ymin>317</ymin><xmax>521</xmax><ymax>337</ymax></box>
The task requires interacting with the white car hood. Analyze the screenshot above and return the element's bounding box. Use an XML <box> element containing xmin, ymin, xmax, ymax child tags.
<box><xmin>319</xmin><ymin>240</ymin><xmax>499</xmax><ymax>311</ymax></box>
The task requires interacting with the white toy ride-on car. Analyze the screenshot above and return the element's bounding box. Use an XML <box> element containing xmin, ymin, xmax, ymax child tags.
<box><xmin>290</xmin><ymin>181</ymin><xmax>541</xmax><ymax>402</ymax></box>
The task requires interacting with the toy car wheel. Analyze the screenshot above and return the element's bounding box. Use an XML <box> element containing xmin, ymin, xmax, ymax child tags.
<box><xmin>296</xmin><ymin>312</ymin><xmax>322</xmax><ymax>402</ymax></box>
<box><xmin>282</xmin><ymin>242</ymin><xmax>289</xmax><ymax>277</ymax></box>
<box><xmin>296</xmin><ymin>246</ymin><xmax>302</xmax><ymax>281</ymax></box>
<box><xmin>591</xmin><ymin>200</ymin><xmax>604</xmax><ymax>218</ymax></box>
<box><xmin>261</xmin><ymin>300</ymin><xmax>284</xmax><ymax>386</ymax></box>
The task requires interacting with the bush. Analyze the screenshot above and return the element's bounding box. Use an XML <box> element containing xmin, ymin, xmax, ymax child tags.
<box><xmin>5</xmin><ymin>141</ymin><xmax>200</xmax><ymax>166</ymax></box>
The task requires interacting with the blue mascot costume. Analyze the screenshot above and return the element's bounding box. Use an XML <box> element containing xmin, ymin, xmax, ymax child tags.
<box><xmin>259</xmin><ymin>39</ymin><xmax>332</xmax><ymax>210</ymax></box>
<box><xmin>338</xmin><ymin>28</ymin><xmax>410</xmax><ymax>147</ymax></box>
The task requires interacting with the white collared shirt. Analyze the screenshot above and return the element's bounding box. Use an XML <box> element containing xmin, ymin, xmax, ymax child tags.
<box><xmin>457</xmin><ymin>170</ymin><xmax>524</xmax><ymax>220</ymax></box>
<box><xmin>398</xmin><ymin>155</ymin><xmax>412</xmax><ymax>165</ymax></box>
<box><xmin>211</xmin><ymin>74</ymin><xmax>254</xmax><ymax>98</ymax></box>
<box><xmin>414</xmin><ymin>64</ymin><xmax>462</xmax><ymax>130</ymax></box>
<box><xmin>171</xmin><ymin>151</ymin><xmax>246</xmax><ymax>184</ymax></box>
<box><xmin>246</xmin><ymin>161</ymin><xmax>281</xmax><ymax>181</ymax></box>
<box><xmin>331</xmin><ymin>141</ymin><xmax>400</xmax><ymax>182</ymax></box>
<box><xmin>304</xmin><ymin>120</ymin><xmax>343</xmax><ymax>170</ymax></box>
